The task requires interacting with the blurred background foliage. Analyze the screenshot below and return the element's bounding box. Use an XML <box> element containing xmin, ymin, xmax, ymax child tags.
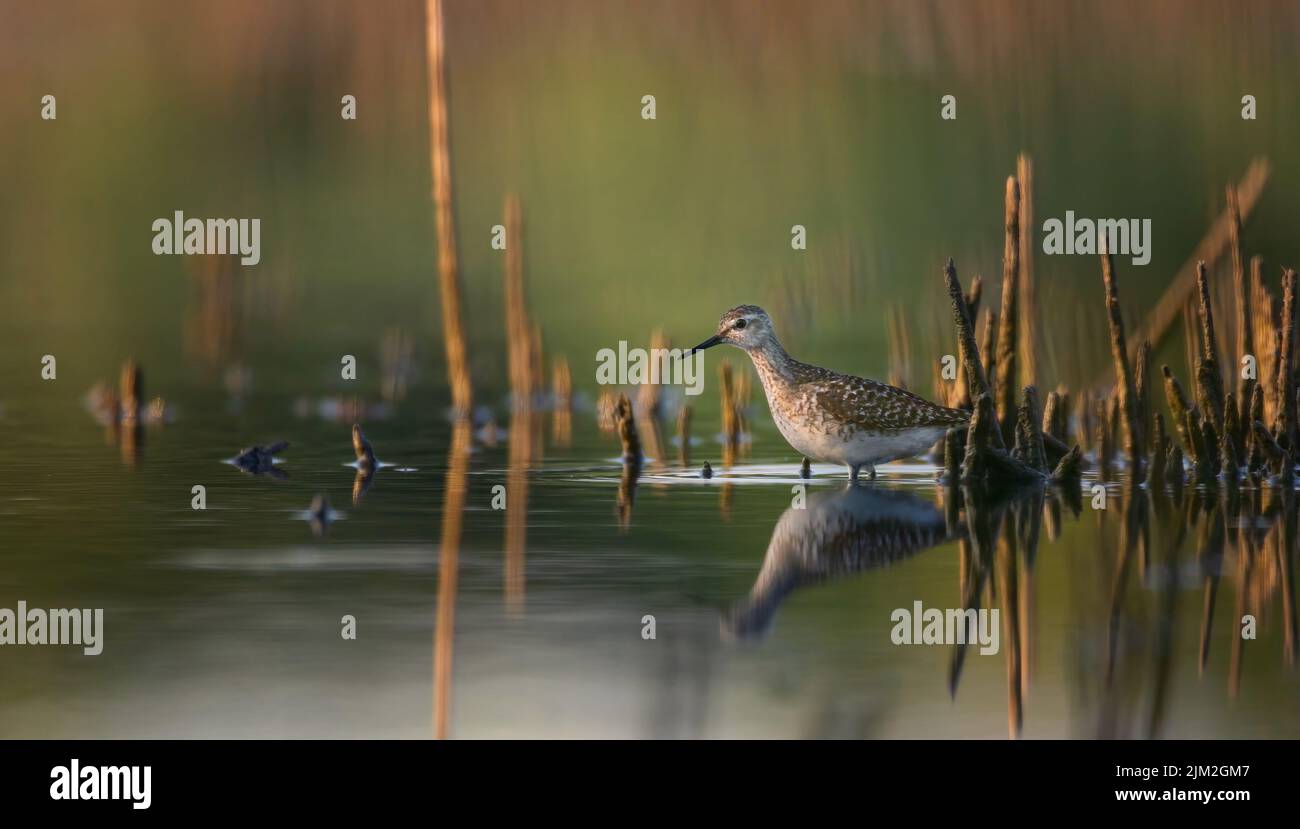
<box><xmin>1</xmin><ymin>0</ymin><xmax>1298</xmax><ymax>413</ymax></box>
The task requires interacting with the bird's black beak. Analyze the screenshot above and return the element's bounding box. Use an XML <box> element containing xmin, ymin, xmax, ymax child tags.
<box><xmin>688</xmin><ymin>334</ymin><xmax>723</xmax><ymax>354</ymax></box>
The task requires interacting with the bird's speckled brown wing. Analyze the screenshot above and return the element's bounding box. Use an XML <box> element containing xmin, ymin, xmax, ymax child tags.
<box><xmin>803</xmin><ymin>368</ymin><xmax>969</xmax><ymax>432</ymax></box>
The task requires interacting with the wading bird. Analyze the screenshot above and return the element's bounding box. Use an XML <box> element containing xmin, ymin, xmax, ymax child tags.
<box><xmin>691</xmin><ymin>306</ymin><xmax>968</xmax><ymax>481</ymax></box>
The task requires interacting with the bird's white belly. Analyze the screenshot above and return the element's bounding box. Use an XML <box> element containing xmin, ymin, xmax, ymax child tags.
<box><xmin>771</xmin><ymin>409</ymin><xmax>944</xmax><ymax>467</ymax></box>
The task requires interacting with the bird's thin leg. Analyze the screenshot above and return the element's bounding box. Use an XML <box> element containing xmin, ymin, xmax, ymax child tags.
<box><xmin>849</xmin><ymin>464</ymin><xmax>860</xmax><ymax>483</ymax></box>
<box><xmin>866</xmin><ymin>464</ymin><xmax>877</xmax><ymax>480</ymax></box>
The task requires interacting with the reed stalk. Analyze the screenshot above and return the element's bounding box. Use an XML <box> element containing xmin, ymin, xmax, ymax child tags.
<box><xmin>1146</xmin><ymin>412</ymin><xmax>1167</xmax><ymax>486</ymax></box>
<box><xmin>1162</xmin><ymin>365</ymin><xmax>1196</xmax><ymax>458</ymax></box>
<box><xmin>1012</xmin><ymin>385</ymin><xmax>1047</xmax><ymax>472</ymax></box>
<box><xmin>615</xmin><ymin>393</ymin><xmax>642</xmax><ymax>463</ymax></box>
<box><xmin>955</xmin><ymin>276</ymin><xmax>983</xmax><ymax>408</ymax></box>
<box><xmin>1275</xmin><ymin>268</ymin><xmax>1297</xmax><ymax>447</ymax></box>
<box><xmin>119</xmin><ymin>359</ymin><xmax>142</xmax><ymax>421</ymax></box>
<box><xmin>996</xmin><ymin>177</ymin><xmax>1021</xmax><ymax>445</ymax></box>
<box><xmin>551</xmin><ymin>356</ymin><xmax>572</xmax><ymax>447</ymax></box>
<box><xmin>1134</xmin><ymin>341</ymin><xmax>1151</xmax><ymax>439</ymax></box>
<box><xmin>945</xmin><ymin>260</ymin><xmax>997</xmax><ymax>437</ymax></box>
<box><xmin>504</xmin><ymin>194</ymin><xmax>534</xmax><ymax>410</ymax></box>
<box><xmin>677</xmin><ymin>405</ymin><xmax>692</xmax><ymax>466</ymax></box>
<box><xmin>426</xmin><ymin>0</ymin><xmax>472</xmax><ymax>416</ymax></box>
<box><xmin>1016</xmin><ymin>154</ymin><xmax>1038</xmax><ymax>390</ymax></box>
<box><xmin>1250</xmin><ymin>256</ymin><xmax>1277</xmax><ymax>424</ymax></box>
<box><xmin>981</xmin><ymin>310</ymin><xmax>998</xmax><ymax>403</ymax></box>
<box><xmin>1042</xmin><ymin>388</ymin><xmax>1067</xmax><ymax>442</ymax></box>
<box><xmin>1229</xmin><ymin>187</ymin><xmax>1255</xmax><ymax>426</ymax></box>
<box><xmin>1101</xmin><ymin>250</ymin><xmax>1144</xmax><ymax>469</ymax></box>
<box><xmin>719</xmin><ymin>361</ymin><xmax>740</xmax><ymax>465</ymax></box>
<box><xmin>1194</xmin><ymin>263</ymin><xmax>1227</xmax><ymax>441</ymax></box>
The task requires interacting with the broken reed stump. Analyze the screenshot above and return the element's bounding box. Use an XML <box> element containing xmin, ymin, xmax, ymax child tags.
<box><xmin>962</xmin><ymin>393</ymin><xmax>1044</xmax><ymax>485</ymax></box>
<box><xmin>1037</xmin><ymin>389</ymin><xmax>1079</xmax><ymax>468</ymax></box>
<box><xmin>947</xmin><ymin>250</ymin><xmax>1071</xmax><ymax>475</ymax></box>
<box><xmin>1196</xmin><ymin>260</ymin><xmax>1224</xmax><ymax>372</ymax></box>
<box><xmin>955</xmin><ymin>276</ymin><xmax>984</xmax><ymax>408</ymax></box>
<box><xmin>1146</xmin><ymin>412</ymin><xmax>1168</xmax><ymax>486</ymax></box>
<box><xmin>425</xmin><ymin>0</ymin><xmax>473</xmax><ymax>416</ymax></box>
<box><xmin>1184</xmin><ymin>409</ymin><xmax>1205</xmax><ymax>468</ymax></box>
<box><xmin>1252</xmin><ymin>420</ymin><xmax>1294</xmax><ymax>487</ymax></box>
<box><xmin>1195</xmin><ymin>358</ymin><xmax>1226</xmax><ymax>445</ymax></box>
<box><xmin>1041</xmin><ymin>431</ymin><xmax>1073</xmax><ymax>467</ymax></box>
<box><xmin>1166</xmin><ymin>444</ymin><xmax>1185</xmax><ymax>487</ymax></box>
<box><xmin>1194</xmin><ymin>262</ymin><xmax>1227</xmax><ymax>440</ymax></box>
<box><xmin>1012</xmin><ymin>386</ymin><xmax>1047</xmax><ymax>472</ymax></box>
<box><xmin>996</xmin><ymin>176</ymin><xmax>1021</xmax><ymax>446</ymax></box>
<box><xmin>980</xmin><ymin>310</ymin><xmax>998</xmax><ymax>400</ymax></box>
<box><xmin>944</xmin><ymin>259</ymin><xmax>1003</xmax><ymax>449</ymax></box>
<box><xmin>961</xmin><ymin>394</ymin><xmax>996</xmax><ymax>482</ymax></box>
<box><xmin>614</xmin><ymin>394</ymin><xmax>642</xmax><ymax>464</ymax></box>
<box><xmin>1050</xmin><ymin>445</ymin><xmax>1083</xmax><ymax>483</ymax></box>
<box><xmin>1220</xmin><ymin>425</ymin><xmax>1240</xmax><ymax>483</ymax></box>
<box><xmin>1101</xmin><ymin>249</ymin><xmax>1144</xmax><ymax>471</ymax></box>
<box><xmin>1222</xmin><ymin>391</ymin><xmax>1243</xmax><ymax>468</ymax></box>
<box><xmin>1162</xmin><ymin>365</ymin><xmax>1197</xmax><ymax>460</ymax></box>
<box><xmin>1042</xmin><ymin>389</ymin><xmax>1067</xmax><ymax>443</ymax></box>
<box><xmin>1197</xmin><ymin>418</ymin><xmax>1218</xmax><ymax>483</ymax></box>
<box><xmin>943</xmin><ymin>428</ymin><xmax>962</xmax><ymax>483</ymax></box>
<box><xmin>1248</xmin><ymin>383</ymin><xmax>1266</xmax><ymax>473</ymax></box>
<box><xmin>1134</xmin><ymin>341</ymin><xmax>1152</xmax><ymax>439</ymax></box>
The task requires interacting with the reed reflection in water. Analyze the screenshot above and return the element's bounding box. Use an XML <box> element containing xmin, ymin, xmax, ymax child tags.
<box><xmin>657</xmin><ymin>471</ymin><xmax>1300</xmax><ymax>740</ymax></box>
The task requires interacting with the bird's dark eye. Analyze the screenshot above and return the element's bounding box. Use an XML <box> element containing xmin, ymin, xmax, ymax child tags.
<box><xmin>734</xmin><ymin>319</ymin><xmax>747</xmax><ymax>330</ymax></box>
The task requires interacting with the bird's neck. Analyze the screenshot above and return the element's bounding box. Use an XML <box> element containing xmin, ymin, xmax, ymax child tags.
<box><xmin>747</xmin><ymin>337</ymin><xmax>798</xmax><ymax>390</ymax></box>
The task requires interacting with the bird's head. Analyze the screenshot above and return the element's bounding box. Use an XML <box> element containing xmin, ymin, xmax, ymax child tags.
<box><xmin>690</xmin><ymin>305</ymin><xmax>773</xmax><ymax>354</ymax></box>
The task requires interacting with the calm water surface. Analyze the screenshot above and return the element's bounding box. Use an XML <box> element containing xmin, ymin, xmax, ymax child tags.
<box><xmin>0</xmin><ymin>376</ymin><xmax>1295</xmax><ymax>739</ymax></box>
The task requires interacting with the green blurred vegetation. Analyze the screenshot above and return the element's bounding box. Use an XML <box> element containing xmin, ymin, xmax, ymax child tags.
<box><xmin>2</xmin><ymin>1</ymin><xmax>1299</xmax><ymax>423</ymax></box>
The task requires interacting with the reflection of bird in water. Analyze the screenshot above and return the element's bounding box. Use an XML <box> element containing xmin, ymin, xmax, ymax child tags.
<box><xmin>352</xmin><ymin>424</ymin><xmax>376</xmax><ymax>468</ymax></box>
<box><xmin>309</xmin><ymin>494</ymin><xmax>334</xmax><ymax>537</ymax></box>
<box><xmin>231</xmin><ymin>441</ymin><xmax>289</xmax><ymax>478</ymax></box>
<box><xmin>724</xmin><ymin>486</ymin><xmax>949</xmax><ymax>640</ymax></box>
<box><xmin>352</xmin><ymin>465</ymin><xmax>376</xmax><ymax>505</ymax></box>
<box><xmin>350</xmin><ymin>424</ymin><xmax>379</xmax><ymax>504</ymax></box>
